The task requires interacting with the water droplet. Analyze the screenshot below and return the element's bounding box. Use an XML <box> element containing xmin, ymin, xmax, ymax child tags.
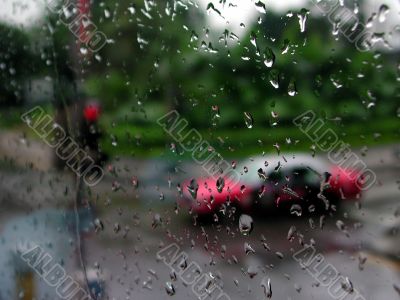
<box><xmin>269</xmin><ymin>70</ymin><xmax>279</xmax><ymax>89</ymax></box>
<box><xmin>332</xmin><ymin>20</ymin><xmax>340</xmax><ymax>36</ymax></box>
<box><xmin>148</xmin><ymin>269</ymin><xmax>158</xmax><ymax>280</ymax></box>
<box><xmin>353</xmin><ymin>1</ymin><xmax>359</xmax><ymax>14</ymax></box>
<box><xmin>165</xmin><ymin>282</ymin><xmax>176</xmax><ymax>295</ymax></box>
<box><xmin>358</xmin><ymin>253</ymin><xmax>367</xmax><ymax>270</ymax></box>
<box><xmin>319</xmin><ymin>215</ymin><xmax>325</xmax><ymax>230</ymax></box>
<box><xmin>336</xmin><ymin>220</ymin><xmax>345</xmax><ymax>231</ymax></box>
<box><xmin>213</xmin><ymin>213</ymin><xmax>219</xmax><ymax>222</ymax></box>
<box><xmin>257</xmin><ymin>168</ymin><xmax>267</xmax><ymax>180</ymax></box>
<box><xmin>244</xmin><ymin>112</ymin><xmax>254</xmax><ymax>128</ymax></box>
<box><xmin>94</xmin><ymin>54</ymin><xmax>102</xmax><ymax>62</ymax></box>
<box><xmin>178</xmin><ymin>257</ymin><xmax>187</xmax><ymax>270</ymax></box>
<box><xmin>190</xmin><ymin>31</ymin><xmax>199</xmax><ymax>42</ymax></box>
<box><xmin>297</xmin><ymin>8</ymin><xmax>310</xmax><ymax>33</ymax></box>
<box><xmin>169</xmin><ymin>271</ymin><xmax>177</xmax><ymax>281</ymax></box>
<box><xmin>263</xmin><ymin>47</ymin><xmax>275</xmax><ymax>67</ymax></box>
<box><xmin>290</xmin><ymin>204</ymin><xmax>302</xmax><ymax>216</ymax></box>
<box><xmin>294</xmin><ymin>283</ymin><xmax>302</xmax><ymax>293</ymax></box>
<box><xmin>262</xmin><ymin>241</ymin><xmax>270</xmax><ymax>251</ymax></box>
<box><xmin>281</xmin><ymin>39</ymin><xmax>290</xmax><ymax>54</ymax></box>
<box><xmin>104</xmin><ymin>8</ymin><xmax>111</xmax><ymax>18</ymax></box>
<box><xmin>80</xmin><ymin>47</ymin><xmax>88</xmax><ymax>55</ymax></box>
<box><xmin>111</xmin><ymin>181</ymin><xmax>121</xmax><ymax>192</ymax></box>
<box><xmin>206</xmin><ymin>2</ymin><xmax>222</xmax><ymax>17</ymax></box>
<box><xmin>366</xmin><ymin>12</ymin><xmax>377</xmax><ymax>28</ymax></box>
<box><xmin>244</xmin><ymin>242</ymin><xmax>256</xmax><ymax>255</ymax></box>
<box><xmin>94</xmin><ymin>218</ymin><xmax>104</xmax><ymax>232</ymax></box>
<box><xmin>254</xmin><ymin>1</ymin><xmax>267</xmax><ymax>14</ymax></box>
<box><xmin>152</xmin><ymin>213</ymin><xmax>162</xmax><ymax>229</ymax></box>
<box><xmin>282</xmin><ymin>186</ymin><xmax>300</xmax><ymax>198</ymax></box>
<box><xmin>211</xmin><ymin>105</ymin><xmax>220</xmax><ymax>126</ymax></box>
<box><xmin>250</xmin><ymin>31</ymin><xmax>258</xmax><ymax>49</ymax></box>
<box><xmin>113</xmin><ymin>223</ymin><xmax>121</xmax><ymax>233</ymax></box>
<box><xmin>258</xmin><ymin>185</ymin><xmax>266</xmax><ymax>198</ymax></box>
<box><xmin>240</xmin><ymin>185</ymin><xmax>246</xmax><ymax>193</ymax></box>
<box><xmin>128</xmin><ymin>5</ymin><xmax>136</xmax><ymax>15</ymax></box>
<box><xmin>187</xmin><ymin>179</ymin><xmax>199</xmax><ymax>199</ymax></box>
<box><xmin>247</xmin><ymin>265</ymin><xmax>258</xmax><ymax>278</ymax></box>
<box><xmin>221</xmin><ymin>245</ymin><xmax>226</xmax><ymax>258</ymax></box>
<box><xmin>378</xmin><ymin>4</ymin><xmax>389</xmax><ymax>23</ymax></box>
<box><xmin>287</xmin><ymin>225</ymin><xmax>297</xmax><ymax>241</ymax></box>
<box><xmin>131</xmin><ymin>176</ymin><xmax>139</xmax><ymax>188</ymax></box>
<box><xmin>341</xmin><ymin>277</ymin><xmax>354</xmax><ymax>293</ymax></box>
<box><xmin>239</xmin><ymin>214</ymin><xmax>254</xmax><ymax>235</ymax></box>
<box><xmin>211</xmin><ymin>105</ymin><xmax>220</xmax><ymax>118</ymax></box>
<box><xmin>111</xmin><ymin>134</ymin><xmax>118</xmax><ymax>147</ymax></box>
<box><xmin>261</xmin><ymin>277</ymin><xmax>272</xmax><ymax>298</ymax></box>
<box><xmin>288</xmin><ymin>79</ymin><xmax>297</xmax><ymax>96</ymax></box>
<box><xmin>216</xmin><ymin>177</ymin><xmax>225</xmax><ymax>193</ymax></box>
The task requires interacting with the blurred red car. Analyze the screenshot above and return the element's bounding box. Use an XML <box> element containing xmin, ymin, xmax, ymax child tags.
<box><xmin>179</xmin><ymin>154</ymin><xmax>363</xmax><ymax>216</ymax></box>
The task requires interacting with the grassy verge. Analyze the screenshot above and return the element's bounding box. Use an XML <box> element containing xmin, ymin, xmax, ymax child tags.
<box><xmin>100</xmin><ymin>117</ymin><xmax>399</xmax><ymax>159</ymax></box>
<box><xmin>0</xmin><ymin>105</ymin><xmax>55</xmax><ymax>132</ymax></box>
<box><xmin>1</xmin><ymin>107</ymin><xmax>397</xmax><ymax>159</ymax></box>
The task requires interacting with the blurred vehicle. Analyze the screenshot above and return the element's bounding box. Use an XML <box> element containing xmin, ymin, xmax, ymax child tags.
<box><xmin>179</xmin><ymin>154</ymin><xmax>363</xmax><ymax>216</ymax></box>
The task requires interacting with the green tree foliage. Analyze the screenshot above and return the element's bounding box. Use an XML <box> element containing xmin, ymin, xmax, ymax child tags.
<box><xmin>0</xmin><ymin>23</ymin><xmax>34</xmax><ymax>105</ymax></box>
<box><xmin>85</xmin><ymin>0</ymin><xmax>399</xmax><ymax>129</ymax></box>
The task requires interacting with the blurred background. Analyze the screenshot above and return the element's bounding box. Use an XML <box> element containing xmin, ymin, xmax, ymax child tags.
<box><xmin>0</xmin><ymin>0</ymin><xmax>399</xmax><ymax>299</ymax></box>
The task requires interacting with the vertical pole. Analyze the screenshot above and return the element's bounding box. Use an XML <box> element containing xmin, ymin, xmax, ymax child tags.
<box><xmin>73</xmin><ymin>1</ymin><xmax>96</xmax><ymax>299</ymax></box>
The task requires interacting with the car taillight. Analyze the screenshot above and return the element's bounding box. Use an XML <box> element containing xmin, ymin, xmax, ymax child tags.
<box><xmin>329</xmin><ymin>166</ymin><xmax>362</xmax><ymax>199</ymax></box>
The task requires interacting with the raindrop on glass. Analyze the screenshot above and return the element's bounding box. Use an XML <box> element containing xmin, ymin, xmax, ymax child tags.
<box><xmin>165</xmin><ymin>282</ymin><xmax>176</xmax><ymax>296</ymax></box>
<box><xmin>261</xmin><ymin>277</ymin><xmax>272</xmax><ymax>298</ymax></box>
<box><xmin>263</xmin><ymin>47</ymin><xmax>275</xmax><ymax>68</ymax></box>
<box><xmin>297</xmin><ymin>8</ymin><xmax>310</xmax><ymax>33</ymax></box>
<box><xmin>239</xmin><ymin>214</ymin><xmax>254</xmax><ymax>236</ymax></box>
<box><xmin>378</xmin><ymin>4</ymin><xmax>389</xmax><ymax>23</ymax></box>
<box><xmin>187</xmin><ymin>179</ymin><xmax>199</xmax><ymax>199</ymax></box>
<box><xmin>244</xmin><ymin>112</ymin><xmax>254</xmax><ymax>128</ymax></box>
<box><xmin>254</xmin><ymin>1</ymin><xmax>267</xmax><ymax>14</ymax></box>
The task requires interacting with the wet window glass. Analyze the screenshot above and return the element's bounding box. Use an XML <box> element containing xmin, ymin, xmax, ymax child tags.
<box><xmin>0</xmin><ymin>0</ymin><xmax>399</xmax><ymax>299</ymax></box>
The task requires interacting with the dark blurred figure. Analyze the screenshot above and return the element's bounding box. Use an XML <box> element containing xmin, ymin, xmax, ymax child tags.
<box><xmin>53</xmin><ymin>98</ymin><xmax>108</xmax><ymax>171</ymax></box>
<box><xmin>81</xmin><ymin>100</ymin><xmax>108</xmax><ymax>167</ymax></box>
